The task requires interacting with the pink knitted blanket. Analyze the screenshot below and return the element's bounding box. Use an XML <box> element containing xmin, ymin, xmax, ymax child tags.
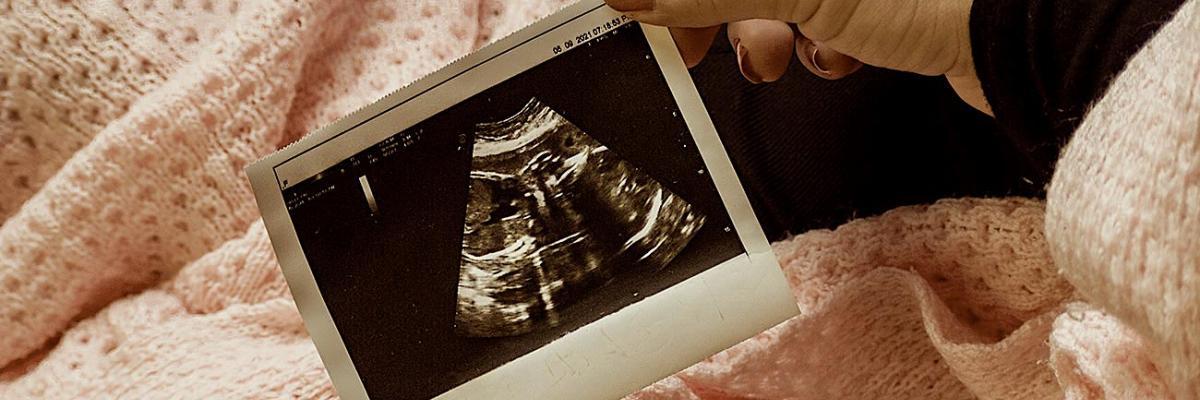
<box><xmin>2</xmin><ymin>1</ymin><xmax>1196</xmax><ymax>399</ymax></box>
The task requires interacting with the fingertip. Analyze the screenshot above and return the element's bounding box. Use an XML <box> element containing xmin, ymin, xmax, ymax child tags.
<box><xmin>618</xmin><ymin>10</ymin><xmax>668</xmax><ymax>27</ymax></box>
<box><xmin>607</xmin><ymin>0</ymin><xmax>738</xmax><ymax>27</ymax></box>
<box><xmin>670</xmin><ymin>27</ymin><xmax>720</xmax><ymax>69</ymax></box>
<box><xmin>796</xmin><ymin>39</ymin><xmax>863</xmax><ymax>80</ymax></box>
<box><xmin>728</xmin><ymin>20</ymin><xmax>795</xmax><ymax>83</ymax></box>
<box><xmin>604</xmin><ymin>0</ymin><xmax>653</xmax><ymax>12</ymax></box>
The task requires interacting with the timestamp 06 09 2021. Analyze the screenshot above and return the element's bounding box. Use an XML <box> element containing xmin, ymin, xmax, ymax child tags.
<box><xmin>551</xmin><ymin>15</ymin><xmax>632</xmax><ymax>56</ymax></box>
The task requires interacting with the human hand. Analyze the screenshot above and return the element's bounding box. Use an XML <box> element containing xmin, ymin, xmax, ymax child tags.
<box><xmin>605</xmin><ymin>0</ymin><xmax>991</xmax><ymax>114</ymax></box>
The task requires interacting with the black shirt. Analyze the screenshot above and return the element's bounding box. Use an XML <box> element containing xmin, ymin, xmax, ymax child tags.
<box><xmin>695</xmin><ymin>60</ymin><xmax>1028</xmax><ymax>239</ymax></box>
<box><xmin>695</xmin><ymin>1</ymin><xmax>1186</xmax><ymax>239</ymax></box>
<box><xmin>971</xmin><ymin>0</ymin><xmax>1188</xmax><ymax>182</ymax></box>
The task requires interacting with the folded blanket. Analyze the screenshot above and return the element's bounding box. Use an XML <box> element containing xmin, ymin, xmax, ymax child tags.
<box><xmin>1</xmin><ymin>1</ymin><xmax>1196</xmax><ymax>399</ymax></box>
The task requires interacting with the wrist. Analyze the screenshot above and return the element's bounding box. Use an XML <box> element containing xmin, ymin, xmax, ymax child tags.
<box><xmin>945</xmin><ymin>0</ymin><xmax>992</xmax><ymax>115</ymax></box>
<box><xmin>948</xmin><ymin>68</ymin><xmax>993</xmax><ymax>116</ymax></box>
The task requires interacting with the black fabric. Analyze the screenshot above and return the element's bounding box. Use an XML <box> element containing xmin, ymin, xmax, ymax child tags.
<box><xmin>693</xmin><ymin>3</ymin><xmax>1186</xmax><ymax>239</ymax></box>
<box><xmin>691</xmin><ymin>41</ymin><xmax>1040</xmax><ymax>241</ymax></box>
<box><xmin>970</xmin><ymin>0</ymin><xmax>1187</xmax><ymax>184</ymax></box>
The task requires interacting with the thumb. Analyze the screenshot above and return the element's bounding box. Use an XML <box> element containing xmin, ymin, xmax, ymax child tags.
<box><xmin>604</xmin><ymin>0</ymin><xmax>819</xmax><ymax>28</ymax></box>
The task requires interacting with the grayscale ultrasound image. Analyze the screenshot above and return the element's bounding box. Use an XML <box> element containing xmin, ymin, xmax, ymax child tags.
<box><xmin>286</xmin><ymin>22</ymin><xmax>746</xmax><ymax>398</ymax></box>
<box><xmin>456</xmin><ymin>98</ymin><xmax>706</xmax><ymax>337</ymax></box>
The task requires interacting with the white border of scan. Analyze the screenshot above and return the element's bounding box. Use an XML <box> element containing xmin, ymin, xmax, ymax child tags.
<box><xmin>246</xmin><ymin>2</ymin><xmax>799</xmax><ymax>399</ymax></box>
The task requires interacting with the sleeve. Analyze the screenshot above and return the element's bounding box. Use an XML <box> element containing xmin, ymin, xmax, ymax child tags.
<box><xmin>969</xmin><ymin>0</ymin><xmax>1187</xmax><ymax>181</ymax></box>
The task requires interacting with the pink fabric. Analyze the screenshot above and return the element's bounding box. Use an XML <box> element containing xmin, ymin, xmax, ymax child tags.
<box><xmin>628</xmin><ymin>199</ymin><xmax>1166</xmax><ymax>399</ymax></box>
<box><xmin>1</xmin><ymin>1</ymin><xmax>1196</xmax><ymax>399</ymax></box>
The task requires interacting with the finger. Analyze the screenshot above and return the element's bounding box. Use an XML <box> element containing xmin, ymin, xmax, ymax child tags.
<box><xmin>795</xmin><ymin>37</ymin><xmax>864</xmax><ymax>80</ymax></box>
<box><xmin>726</xmin><ymin>20</ymin><xmax>795</xmax><ymax>83</ymax></box>
<box><xmin>605</xmin><ymin>0</ymin><xmax>820</xmax><ymax>27</ymax></box>
<box><xmin>669</xmin><ymin>26</ymin><xmax>721</xmax><ymax>68</ymax></box>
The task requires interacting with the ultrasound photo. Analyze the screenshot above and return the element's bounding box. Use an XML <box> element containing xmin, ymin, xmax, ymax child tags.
<box><xmin>272</xmin><ymin>17</ymin><xmax>751</xmax><ymax>400</ymax></box>
<box><xmin>457</xmin><ymin>98</ymin><xmax>706</xmax><ymax>337</ymax></box>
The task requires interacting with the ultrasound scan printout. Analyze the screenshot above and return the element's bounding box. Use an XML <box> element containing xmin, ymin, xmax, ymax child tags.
<box><xmin>247</xmin><ymin>2</ymin><xmax>798</xmax><ymax>399</ymax></box>
<box><xmin>458</xmin><ymin>98</ymin><xmax>705</xmax><ymax>338</ymax></box>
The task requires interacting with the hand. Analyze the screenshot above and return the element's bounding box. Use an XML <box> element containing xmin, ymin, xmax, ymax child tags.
<box><xmin>605</xmin><ymin>0</ymin><xmax>991</xmax><ymax>114</ymax></box>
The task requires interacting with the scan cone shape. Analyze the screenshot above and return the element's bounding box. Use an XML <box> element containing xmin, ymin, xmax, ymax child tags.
<box><xmin>456</xmin><ymin>98</ymin><xmax>705</xmax><ymax>337</ymax></box>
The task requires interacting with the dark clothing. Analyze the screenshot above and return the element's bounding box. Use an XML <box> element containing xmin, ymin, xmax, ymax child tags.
<box><xmin>971</xmin><ymin>0</ymin><xmax>1187</xmax><ymax>182</ymax></box>
<box><xmin>696</xmin><ymin>2</ymin><xmax>1186</xmax><ymax>240</ymax></box>
<box><xmin>695</xmin><ymin>62</ymin><xmax>1030</xmax><ymax>240</ymax></box>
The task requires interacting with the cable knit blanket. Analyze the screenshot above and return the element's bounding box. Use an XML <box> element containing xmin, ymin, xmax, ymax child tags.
<box><xmin>1</xmin><ymin>1</ymin><xmax>1196</xmax><ymax>399</ymax></box>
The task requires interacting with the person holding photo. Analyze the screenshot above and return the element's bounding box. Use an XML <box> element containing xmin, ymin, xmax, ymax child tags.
<box><xmin>0</xmin><ymin>0</ymin><xmax>1194</xmax><ymax>398</ymax></box>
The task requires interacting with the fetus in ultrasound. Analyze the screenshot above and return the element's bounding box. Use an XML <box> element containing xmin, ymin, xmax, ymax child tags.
<box><xmin>455</xmin><ymin>98</ymin><xmax>705</xmax><ymax>338</ymax></box>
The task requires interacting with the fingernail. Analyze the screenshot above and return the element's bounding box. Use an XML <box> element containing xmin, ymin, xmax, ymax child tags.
<box><xmin>801</xmin><ymin>39</ymin><xmax>831</xmax><ymax>76</ymax></box>
<box><xmin>735</xmin><ymin>42</ymin><xmax>763</xmax><ymax>84</ymax></box>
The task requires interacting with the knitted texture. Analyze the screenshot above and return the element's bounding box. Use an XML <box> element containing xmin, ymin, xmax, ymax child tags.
<box><xmin>631</xmin><ymin>198</ymin><xmax>1077</xmax><ymax>399</ymax></box>
<box><xmin>1</xmin><ymin>0</ymin><xmax>1196</xmax><ymax>399</ymax></box>
<box><xmin>1046</xmin><ymin>0</ymin><xmax>1200</xmax><ymax>397</ymax></box>
<box><xmin>0</xmin><ymin>0</ymin><xmax>572</xmax><ymax>398</ymax></box>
